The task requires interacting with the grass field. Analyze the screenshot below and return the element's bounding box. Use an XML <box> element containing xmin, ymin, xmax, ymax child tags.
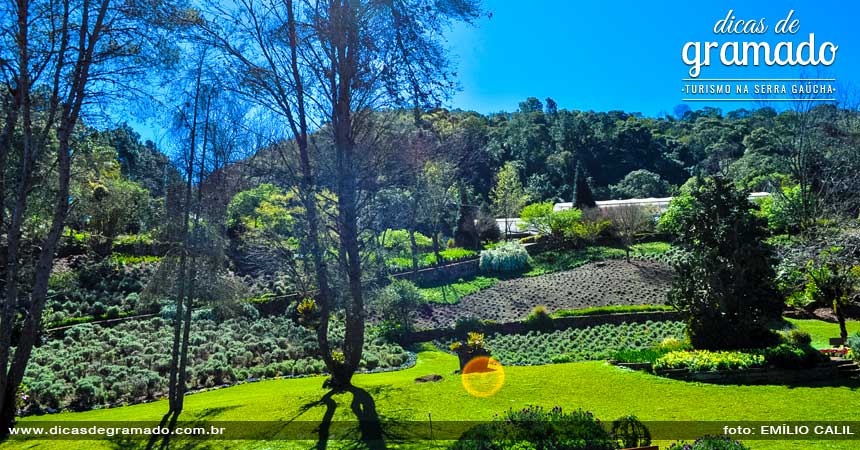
<box><xmin>786</xmin><ymin>318</ymin><xmax>860</xmax><ymax>349</ymax></box>
<box><xmin>3</xmin><ymin>319</ymin><xmax>857</xmax><ymax>450</ymax></box>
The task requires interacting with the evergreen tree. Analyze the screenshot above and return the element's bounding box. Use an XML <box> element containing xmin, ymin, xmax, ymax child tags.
<box><xmin>668</xmin><ymin>177</ymin><xmax>783</xmax><ymax>349</ymax></box>
<box><xmin>572</xmin><ymin>161</ymin><xmax>596</xmax><ymax>208</ymax></box>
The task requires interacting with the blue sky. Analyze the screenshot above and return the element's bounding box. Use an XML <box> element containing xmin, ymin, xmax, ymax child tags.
<box><xmin>135</xmin><ymin>1</ymin><xmax>860</xmax><ymax>143</ymax></box>
<box><xmin>445</xmin><ymin>0</ymin><xmax>860</xmax><ymax>116</ymax></box>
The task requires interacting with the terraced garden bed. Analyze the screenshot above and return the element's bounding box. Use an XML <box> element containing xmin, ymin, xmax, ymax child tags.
<box><xmin>414</xmin><ymin>259</ymin><xmax>674</xmax><ymax>329</ymax></box>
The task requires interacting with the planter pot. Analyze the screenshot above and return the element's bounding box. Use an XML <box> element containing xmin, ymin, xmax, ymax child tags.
<box><xmin>457</xmin><ymin>348</ymin><xmax>491</xmax><ymax>371</ymax></box>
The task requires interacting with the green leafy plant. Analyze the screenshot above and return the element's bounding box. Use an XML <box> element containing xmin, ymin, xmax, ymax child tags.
<box><xmin>654</xmin><ymin>350</ymin><xmax>765</xmax><ymax>372</ymax></box>
<box><xmin>484</xmin><ymin>321</ymin><xmax>686</xmax><ymax>366</ymax></box>
<box><xmin>524</xmin><ymin>305</ymin><xmax>554</xmax><ymax>331</ymax></box>
<box><xmin>552</xmin><ymin>304</ymin><xmax>674</xmax><ymax>318</ymax></box>
<box><xmin>466</xmin><ymin>332</ymin><xmax>486</xmax><ymax>351</ymax></box>
<box><xmin>667</xmin><ymin>436</ymin><xmax>751</xmax><ymax>450</ymax></box>
<box><xmin>846</xmin><ymin>332</ymin><xmax>860</xmax><ymax>363</ymax></box>
<box><xmin>376</xmin><ymin>279</ymin><xmax>425</xmax><ymax>336</ymax></box>
<box><xmin>611</xmin><ymin>415</ymin><xmax>651</xmax><ymax>449</ymax></box>
<box><xmin>449</xmin><ymin>406</ymin><xmax>616</xmax><ymax>450</ymax></box>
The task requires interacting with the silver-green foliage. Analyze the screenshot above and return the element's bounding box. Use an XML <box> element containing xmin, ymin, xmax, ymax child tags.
<box><xmin>479</xmin><ymin>241</ymin><xmax>530</xmax><ymax>273</ymax></box>
<box><xmin>487</xmin><ymin>321</ymin><xmax>686</xmax><ymax>365</ymax></box>
<box><xmin>23</xmin><ymin>316</ymin><xmax>408</xmax><ymax>413</ymax></box>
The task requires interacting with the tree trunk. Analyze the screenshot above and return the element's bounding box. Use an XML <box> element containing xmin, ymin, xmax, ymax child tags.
<box><xmin>454</xmin><ymin>185</ymin><xmax>479</xmax><ymax>250</ymax></box>
<box><xmin>408</xmin><ymin>229</ymin><xmax>419</xmax><ymax>275</ymax></box>
<box><xmin>835</xmin><ymin>302</ymin><xmax>848</xmax><ymax>344</ymax></box>
<box><xmin>0</xmin><ymin>0</ymin><xmax>107</xmax><ymax>433</ymax></box>
<box><xmin>168</xmin><ymin>53</ymin><xmax>204</xmax><ymax>414</ymax></box>
<box><xmin>0</xmin><ymin>132</ymin><xmax>73</xmax><ymax>437</ymax></box>
<box><xmin>278</xmin><ymin>0</ymin><xmax>336</xmax><ymax>376</ymax></box>
<box><xmin>432</xmin><ymin>231</ymin><xmax>442</xmax><ymax>266</ymax></box>
<box><xmin>326</xmin><ymin>0</ymin><xmax>364</xmax><ymax>389</ymax></box>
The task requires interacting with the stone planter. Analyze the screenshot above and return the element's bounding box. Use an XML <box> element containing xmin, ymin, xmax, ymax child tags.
<box><xmin>457</xmin><ymin>348</ymin><xmax>491</xmax><ymax>371</ymax></box>
<box><xmin>610</xmin><ymin>361</ymin><xmax>652</xmax><ymax>372</ymax></box>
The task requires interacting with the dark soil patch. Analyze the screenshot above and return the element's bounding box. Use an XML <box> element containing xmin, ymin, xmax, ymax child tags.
<box><xmin>784</xmin><ymin>305</ymin><xmax>860</xmax><ymax>322</ymax></box>
<box><xmin>414</xmin><ymin>374</ymin><xmax>443</xmax><ymax>383</ymax></box>
<box><xmin>415</xmin><ymin>259</ymin><xmax>674</xmax><ymax>329</ymax></box>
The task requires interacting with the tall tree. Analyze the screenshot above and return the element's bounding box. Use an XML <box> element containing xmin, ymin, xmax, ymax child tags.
<box><xmin>201</xmin><ymin>0</ymin><xmax>483</xmax><ymax>388</ymax></box>
<box><xmin>667</xmin><ymin>177</ymin><xmax>783</xmax><ymax>350</ymax></box>
<box><xmin>572</xmin><ymin>161</ymin><xmax>596</xmax><ymax>208</ymax></box>
<box><xmin>491</xmin><ymin>162</ymin><xmax>526</xmax><ymax>239</ymax></box>
<box><xmin>415</xmin><ymin>161</ymin><xmax>458</xmax><ymax>263</ymax></box>
<box><xmin>0</xmin><ymin>0</ymin><xmax>176</xmax><ymax>435</ymax></box>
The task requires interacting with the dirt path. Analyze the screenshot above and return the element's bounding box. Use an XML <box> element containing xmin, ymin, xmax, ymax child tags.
<box><xmin>415</xmin><ymin>259</ymin><xmax>674</xmax><ymax>329</ymax></box>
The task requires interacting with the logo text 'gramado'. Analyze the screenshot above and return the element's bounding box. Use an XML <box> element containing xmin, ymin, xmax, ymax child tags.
<box><xmin>682</xmin><ymin>10</ymin><xmax>838</xmax><ymax>78</ymax></box>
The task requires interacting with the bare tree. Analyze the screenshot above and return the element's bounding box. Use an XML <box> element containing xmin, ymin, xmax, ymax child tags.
<box><xmin>602</xmin><ymin>204</ymin><xmax>656</xmax><ymax>262</ymax></box>
<box><xmin>0</xmin><ymin>0</ymin><xmax>175</xmax><ymax>434</ymax></box>
<box><xmin>199</xmin><ymin>0</ymin><xmax>483</xmax><ymax>388</ymax></box>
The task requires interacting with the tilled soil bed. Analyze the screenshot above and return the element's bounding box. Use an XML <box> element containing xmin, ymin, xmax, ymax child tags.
<box><xmin>415</xmin><ymin>259</ymin><xmax>674</xmax><ymax>329</ymax></box>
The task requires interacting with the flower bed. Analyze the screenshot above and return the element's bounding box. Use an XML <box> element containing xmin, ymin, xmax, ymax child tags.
<box><xmin>445</xmin><ymin>321</ymin><xmax>686</xmax><ymax>366</ymax></box>
<box><xmin>820</xmin><ymin>348</ymin><xmax>849</xmax><ymax>357</ymax></box>
<box><xmin>654</xmin><ymin>350</ymin><xmax>765</xmax><ymax>372</ymax></box>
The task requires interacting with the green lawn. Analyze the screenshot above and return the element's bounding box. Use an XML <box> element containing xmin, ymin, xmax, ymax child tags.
<box><xmin>787</xmin><ymin>318</ymin><xmax>860</xmax><ymax>349</ymax></box>
<box><xmin>417</xmin><ymin>276</ymin><xmax>499</xmax><ymax>304</ymax></box>
<box><xmin>5</xmin><ymin>329</ymin><xmax>859</xmax><ymax>450</ymax></box>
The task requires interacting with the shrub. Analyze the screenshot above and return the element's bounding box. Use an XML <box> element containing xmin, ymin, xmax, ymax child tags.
<box><xmin>449</xmin><ymin>406</ymin><xmax>616</xmax><ymax>450</ymax></box>
<box><xmin>487</xmin><ymin>321</ymin><xmax>686</xmax><ymax>366</ymax></box>
<box><xmin>381</xmin><ymin>229</ymin><xmax>433</xmax><ymax>252</ymax></box>
<box><xmin>656</xmin><ymin>337</ymin><xmax>690</xmax><ymax>352</ymax></box>
<box><xmin>611</xmin><ymin>415</ymin><xmax>651</xmax><ymax>449</ymax></box>
<box><xmin>761</xmin><ymin>342</ymin><xmax>824</xmax><ymax>369</ymax></box>
<box><xmin>654</xmin><ymin>350</ymin><xmax>765</xmax><ymax>372</ymax></box>
<box><xmin>22</xmin><ymin>316</ymin><xmax>408</xmax><ymax>413</ymax></box>
<box><xmin>524</xmin><ymin>306</ymin><xmax>553</xmax><ymax>332</ymax></box>
<box><xmin>454</xmin><ymin>317</ymin><xmax>485</xmax><ymax>336</ymax></box>
<box><xmin>479</xmin><ymin>241</ymin><xmax>529</xmax><ymax>273</ymax></box>
<box><xmin>846</xmin><ymin>332</ymin><xmax>860</xmax><ymax>362</ymax></box>
<box><xmin>612</xmin><ymin>337</ymin><xmax>691</xmax><ymax>364</ymax></box>
<box><xmin>667</xmin><ymin>436</ymin><xmax>751</xmax><ymax>450</ymax></box>
<box><xmin>376</xmin><ymin>279</ymin><xmax>425</xmax><ymax>336</ymax></box>
<box><xmin>91</xmin><ymin>302</ymin><xmax>107</xmax><ymax>317</ymax></box>
<box><xmin>73</xmin><ymin>377</ymin><xmax>104</xmax><ymax>410</ymax></box>
<box><xmin>552</xmin><ymin>304</ymin><xmax>674</xmax><ymax>318</ymax></box>
<box><xmin>105</xmin><ymin>306</ymin><xmax>121</xmax><ymax>319</ymax></box>
<box><xmin>787</xmin><ymin>329</ymin><xmax>812</xmax><ymax>346</ymax></box>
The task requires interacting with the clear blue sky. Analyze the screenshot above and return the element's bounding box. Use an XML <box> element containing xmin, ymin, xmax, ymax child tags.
<box><xmin>134</xmin><ymin>1</ymin><xmax>860</xmax><ymax>143</ymax></box>
<box><xmin>445</xmin><ymin>0</ymin><xmax>860</xmax><ymax>116</ymax></box>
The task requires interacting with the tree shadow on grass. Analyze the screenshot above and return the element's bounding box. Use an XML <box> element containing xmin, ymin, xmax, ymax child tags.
<box><xmin>112</xmin><ymin>435</ymin><xmax>217</xmax><ymax>450</ymax></box>
<box><xmin>291</xmin><ymin>384</ymin><xmax>417</xmax><ymax>450</ymax></box>
<box><xmin>345</xmin><ymin>385</ymin><xmax>385</xmax><ymax>450</ymax></box>
<box><xmin>109</xmin><ymin>409</ymin><xmax>220</xmax><ymax>450</ymax></box>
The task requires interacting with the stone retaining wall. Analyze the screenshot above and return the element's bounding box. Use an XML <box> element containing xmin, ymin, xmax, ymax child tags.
<box><xmin>653</xmin><ymin>365</ymin><xmax>839</xmax><ymax>385</ymax></box>
<box><xmin>391</xmin><ymin>258</ymin><xmax>480</xmax><ymax>286</ymax></box>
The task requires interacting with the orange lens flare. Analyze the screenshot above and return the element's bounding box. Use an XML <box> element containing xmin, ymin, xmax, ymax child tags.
<box><xmin>461</xmin><ymin>356</ymin><xmax>505</xmax><ymax>398</ymax></box>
